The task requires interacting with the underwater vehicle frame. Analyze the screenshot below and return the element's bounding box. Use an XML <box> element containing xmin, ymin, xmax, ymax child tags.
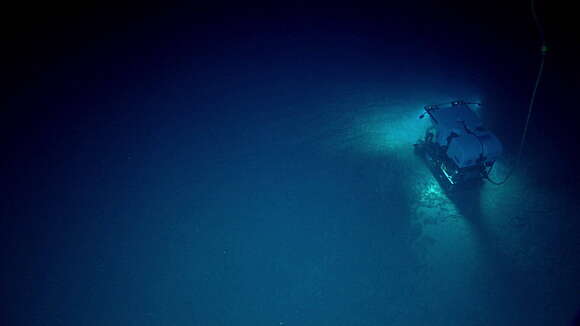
<box><xmin>414</xmin><ymin>100</ymin><xmax>503</xmax><ymax>192</ymax></box>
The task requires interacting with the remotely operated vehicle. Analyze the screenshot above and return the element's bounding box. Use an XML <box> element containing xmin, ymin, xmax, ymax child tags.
<box><xmin>414</xmin><ymin>100</ymin><xmax>503</xmax><ymax>191</ymax></box>
<box><xmin>412</xmin><ymin>2</ymin><xmax>546</xmax><ymax>189</ymax></box>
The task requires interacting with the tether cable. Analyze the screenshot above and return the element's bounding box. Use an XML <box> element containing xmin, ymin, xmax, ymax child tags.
<box><xmin>485</xmin><ymin>0</ymin><xmax>548</xmax><ymax>185</ymax></box>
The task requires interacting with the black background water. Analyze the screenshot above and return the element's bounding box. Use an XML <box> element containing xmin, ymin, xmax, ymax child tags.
<box><xmin>2</xmin><ymin>1</ymin><xmax>579</xmax><ymax>325</ymax></box>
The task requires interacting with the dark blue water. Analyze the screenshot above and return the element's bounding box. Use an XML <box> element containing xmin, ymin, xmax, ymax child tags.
<box><xmin>2</xmin><ymin>2</ymin><xmax>579</xmax><ymax>325</ymax></box>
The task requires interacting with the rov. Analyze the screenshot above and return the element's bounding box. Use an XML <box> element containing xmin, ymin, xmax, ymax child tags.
<box><xmin>414</xmin><ymin>101</ymin><xmax>503</xmax><ymax>192</ymax></box>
